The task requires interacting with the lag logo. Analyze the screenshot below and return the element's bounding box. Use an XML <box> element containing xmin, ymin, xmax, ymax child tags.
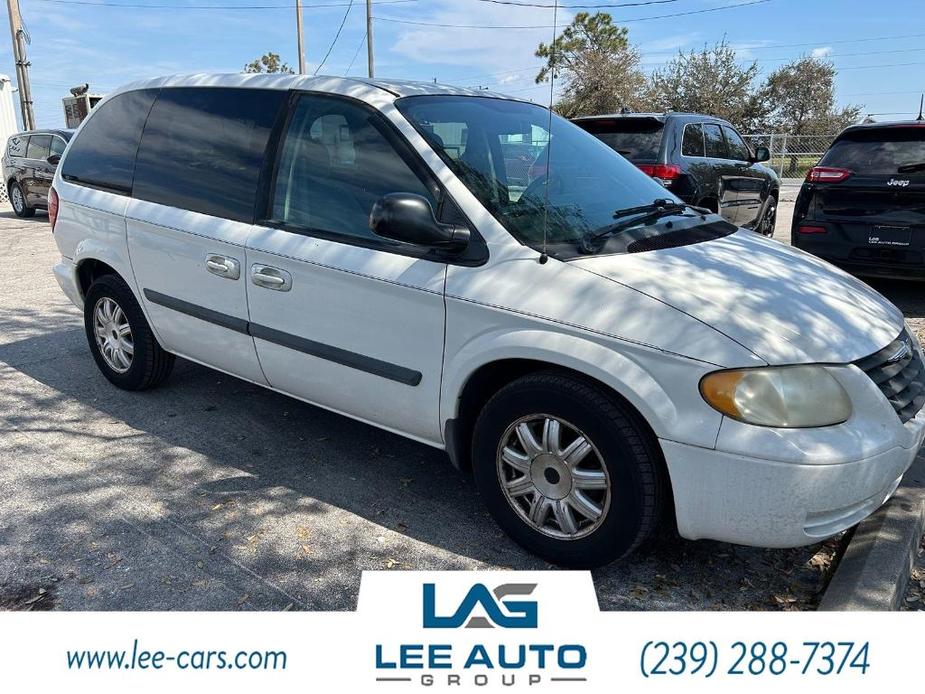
<box><xmin>423</xmin><ymin>583</ymin><xmax>538</xmax><ymax>629</ymax></box>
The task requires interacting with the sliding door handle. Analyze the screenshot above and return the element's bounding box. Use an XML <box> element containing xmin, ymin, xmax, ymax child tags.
<box><xmin>205</xmin><ymin>254</ymin><xmax>240</xmax><ymax>280</ymax></box>
<box><xmin>251</xmin><ymin>264</ymin><xmax>292</xmax><ymax>292</ymax></box>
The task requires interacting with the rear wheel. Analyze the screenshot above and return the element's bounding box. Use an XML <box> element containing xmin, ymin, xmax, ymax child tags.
<box><xmin>472</xmin><ymin>372</ymin><xmax>665</xmax><ymax>568</ymax></box>
<box><xmin>83</xmin><ymin>274</ymin><xmax>174</xmax><ymax>390</ymax></box>
<box><xmin>9</xmin><ymin>182</ymin><xmax>35</xmax><ymax>218</ymax></box>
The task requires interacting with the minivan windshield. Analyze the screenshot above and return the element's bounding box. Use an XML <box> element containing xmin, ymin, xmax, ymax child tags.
<box><xmin>396</xmin><ymin>96</ymin><xmax>714</xmax><ymax>257</ymax></box>
<box><xmin>820</xmin><ymin>127</ymin><xmax>925</xmax><ymax>175</ymax></box>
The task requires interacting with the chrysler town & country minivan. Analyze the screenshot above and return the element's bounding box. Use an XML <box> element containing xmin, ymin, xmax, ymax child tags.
<box><xmin>49</xmin><ymin>74</ymin><xmax>925</xmax><ymax>567</ymax></box>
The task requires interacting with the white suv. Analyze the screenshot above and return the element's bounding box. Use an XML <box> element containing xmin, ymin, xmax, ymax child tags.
<box><xmin>49</xmin><ymin>74</ymin><xmax>925</xmax><ymax>567</ymax></box>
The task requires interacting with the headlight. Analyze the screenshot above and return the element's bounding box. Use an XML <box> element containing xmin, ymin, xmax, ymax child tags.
<box><xmin>699</xmin><ymin>365</ymin><xmax>852</xmax><ymax>428</ymax></box>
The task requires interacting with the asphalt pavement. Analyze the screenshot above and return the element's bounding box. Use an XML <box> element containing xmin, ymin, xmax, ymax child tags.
<box><xmin>0</xmin><ymin>195</ymin><xmax>917</xmax><ymax>612</ymax></box>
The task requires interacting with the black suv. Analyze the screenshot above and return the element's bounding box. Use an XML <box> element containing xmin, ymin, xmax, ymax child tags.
<box><xmin>3</xmin><ymin>129</ymin><xmax>73</xmax><ymax>218</ymax></box>
<box><xmin>573</xmin><ymin>112</ymin><xmax>780</xmax><ymax>235</ymax></box>
<box><xmin>792</xmin><ymin>121</ymin><xmax>925</xmax><ymax>280</ymax></box>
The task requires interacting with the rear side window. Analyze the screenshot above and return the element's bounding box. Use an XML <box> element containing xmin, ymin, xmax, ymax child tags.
<box><xmin>703</xmin><ymin>123</ymin><xmax>727</xmax><ymax>159</ymax></box>
<box><xmin>27</xmin><ymin>134</ymin><xmax>51</xmax><ymax>160</ymax></box>
<box><xmin>681</xmin><ymin>123</ymin><xmax>704</xmax><ymax>157</ymax></box>
<box><xmin>133</xmin><ymin>87</ymin><xmax>285</xmax><ymax>222</ymax></box>
<box><xmin>50</xmin><ymin>136</ymin><xmax>67</xmax><ymax>157</ymax></box>
<box><xmin>61</xmin><ymin>89</ymin><xmax>157</xmax><ymax>193</ymax></box>
<box><xmin>578</xmin><ymin>119</ymin><xmax>663</xmax><ymax>161</ymax></box>
<box><xmin>820</xmin><ymin>129</ymin><xmax>925</xmax><ymax>175</ymax></box>
<box><xmin>7</xmin><ymin>135</ymin><xmax>27</xmax><ymax>158</ymax></box>
<box><xmin>722</xmin><ymin>126</ymin><xmax>751</xmax><ymax>161</ymax></box>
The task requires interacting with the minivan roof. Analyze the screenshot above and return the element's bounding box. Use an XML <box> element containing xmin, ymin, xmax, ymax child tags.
<box><xmin>111</xmin><ymin>73</ymin><xmax>520</xmax><ymax>102</ymax></box>
<box><xmin>572</xmin><ymin>112</ymin><xmax>731</xmax><ymax>125</ymax></box>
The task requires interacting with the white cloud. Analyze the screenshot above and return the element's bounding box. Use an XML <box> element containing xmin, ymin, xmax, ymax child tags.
<box><xmin>811</xmin><ymin>46</ymin><xmax>833</xmax><ymax>58</ymax></box>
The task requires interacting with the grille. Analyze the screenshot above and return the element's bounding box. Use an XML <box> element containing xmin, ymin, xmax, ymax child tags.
<box><xmin>854</xmin><ymin>329</ymin><xmax>925</xmax><ymax>424</ymax></box>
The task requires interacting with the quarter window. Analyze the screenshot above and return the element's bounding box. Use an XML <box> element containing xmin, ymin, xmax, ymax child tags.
<box><xmin>133</xmin><ymin>87</ymin><xmax>285</xmax><ymax>222</ymax></box>
<box><xmin>703</xmin><ymin>123</ymin><xmax>727</xmax><ymax>159</ymax></box>
<box><xmin>60</xmin><ymin>89</ymin><xmax>157</xmax><ymax>193</ymax></box>
<box><xmin>722</xmin><ymin>126</ymin><xmax>752</xmax><ymax>161</ymax></box>
<box><xmin>269</xmin><ymin>95</ymin><xmax>437</xmax><ymax>242</ymax></box>
<box><xmin>7</xmin><ymin>135</ymin><xmax>27</xmax><ymax>158</ymax></box>
<box><xmin>681</xmin><ymin>123</ymin><xmax>705</xmax><ymax>157</ymax></box>
<box><xmin>26</xmin><ymin>134</ymin><xmax>51</xmax><ymax>160</ymax></box>
<box><xmin>50</xmin><ymin>136</ymin><xmax>67</xmax><ymax>157</ymax></box>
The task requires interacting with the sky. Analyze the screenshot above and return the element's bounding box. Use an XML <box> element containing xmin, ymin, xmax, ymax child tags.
<box><xmin>1</xmin><ymin>0</ymin><xmax>924</xmax><ymax>129</ymax></box>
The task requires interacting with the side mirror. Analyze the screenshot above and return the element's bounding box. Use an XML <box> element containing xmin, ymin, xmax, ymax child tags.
<box><xmin>370</xmin><ymin>193</ymin><xmax>470</xmax><ymax>253</ymax></box>
<box><xmin>752</xmin><ymin>146</ymin><xmax>770</xmax><ymax>163</ymax></box>
<box><xmin>47</xmin><ymin>154</ymin><xmax>61</xmax><ymax>165</ymax></box>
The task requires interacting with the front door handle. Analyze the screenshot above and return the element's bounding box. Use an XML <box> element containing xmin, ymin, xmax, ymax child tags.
<box><xmin>251</xmin><ymin>264</ymin><xmax>292</xmax><ymax>292</ymax></box>
<box><xmin>205</xmin><ymin>254</ymin><xmax>240</xmax><ymax>280</ymax></box>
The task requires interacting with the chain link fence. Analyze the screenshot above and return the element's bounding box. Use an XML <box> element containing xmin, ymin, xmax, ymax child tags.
<box><xmin>744</xmin><ymin>134</ymin><xmax>838</xmax><ymax>180</ymax></box>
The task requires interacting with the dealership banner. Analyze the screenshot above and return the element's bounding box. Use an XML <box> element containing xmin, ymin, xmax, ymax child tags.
<box><xmin>0</xmin><ymin>571</ymin><xmax>915</xmax><ymax>692</ymax></box>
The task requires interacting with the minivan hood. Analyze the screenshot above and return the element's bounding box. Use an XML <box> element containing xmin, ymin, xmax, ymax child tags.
<box><xmin>570</xmin><ymin>230</ymin><xmax>904</xmax><ymax>365</ymax></box>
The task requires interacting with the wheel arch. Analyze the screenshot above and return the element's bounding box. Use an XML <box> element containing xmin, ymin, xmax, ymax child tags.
<box><xmin>441</xmin><ymin>335</ymin><xmax>680</xmax><ymax>473</ymax></box>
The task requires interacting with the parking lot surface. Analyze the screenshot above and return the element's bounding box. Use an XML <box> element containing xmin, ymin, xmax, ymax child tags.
<box><xmin>0</xmin><ymin>197</ymin><xmax>919</xmax><ymax>612</ymax></box>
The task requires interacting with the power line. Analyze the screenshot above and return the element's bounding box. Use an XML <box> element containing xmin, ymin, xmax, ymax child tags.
<box><xmin>375</xmin><ymin>0</ymin><xmax>772</xmax><ymax>29</ymax></box>
<box><xmin>30</xmin><ymin>0</ymin><xmax>414</xmax><ymax>8</ymax></box>
<box><xmin>469</xmin><ymin>0</ymin><xmax>681</xmax><ymax>7</ymax></box>
<box><xmin>344</xmin><ymin>30</ymin><xmax>367</xmax><ymax>75</ymax></box>
<box><xmin>314</xmin><ymin>0</ymin><xmax>353</xmax><ymax>75</ymax></box>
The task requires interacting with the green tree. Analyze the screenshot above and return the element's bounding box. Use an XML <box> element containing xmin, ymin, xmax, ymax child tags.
<box><xmin>759</xmin><ymin>57</ymin><xmax>861</xmax><ymax>135</ymax></box>
<box><xmin>645</xmin><ymin>41</ymin><xmax>765</xmax><ymax>131</ymax></box>
<box><xmin>535</xmin><ymin>12</ymin><xmax>646</xmax><ymax>117</ymax></box>
<box><xmin>243</xmin><ymin>52</ymin><xmax>294</xmax><ymax>74</ymax></box>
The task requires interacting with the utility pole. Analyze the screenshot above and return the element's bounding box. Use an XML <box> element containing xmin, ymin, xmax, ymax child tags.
<box><xmin>295</xmin><ymin>0</ymin><xmax>306</xmax><ymax>74</ymax></box>
<box><xmin>5</xmin><ymin>0</ymin><xmax>35</xmax><ymax>129</ymax></box>
<box><xmin>366</xmin><ymin>0</ymin><xmax>374</xmax><ymax>78</ymax></box>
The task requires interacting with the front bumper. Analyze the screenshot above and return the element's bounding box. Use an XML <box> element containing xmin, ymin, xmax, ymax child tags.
<box><xmin>53</xmin><ymin>257</ymin><xmax>83</xmax><ymax>309</ymax></box>
<box><xmin>661</xmin><ymin>405</ymin><xmax>925</xmax><ymax>547</ymax></box>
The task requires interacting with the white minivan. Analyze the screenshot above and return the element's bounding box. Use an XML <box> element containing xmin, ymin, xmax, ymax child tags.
<box><xmin>50</xmin><ymin>74</ymin><xmax>925</xmax><ymax>567</ymax></box>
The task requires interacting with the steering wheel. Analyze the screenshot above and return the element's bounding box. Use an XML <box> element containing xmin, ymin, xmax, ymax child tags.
<box><xmin>522</xmin><ymin>172</ymin><xmax>564</xmax><ymax>201</ymax></box>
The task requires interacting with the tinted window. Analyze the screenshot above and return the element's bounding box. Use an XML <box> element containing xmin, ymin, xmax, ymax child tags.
<box><xmin>269</xmin><ymin>94</ymin><xmax>436</xmax><ymax>242</ymax></box>
<box><xmin>681</xmin><ymin>123</ymin><xmax>704</xmax><ymax>157</ymax></box>
<box><xmin>703</xmin><ymin>123</ymin><xmax>727</xmax><ymax>159</ymax></box>
<box><xmin>50</xmin><ymin>136</ymin><xmax>67</xmax><ymax>157</ymax></box>
<box><xmin>578</xmin><ymin>119</ymin><xmax>663</xmax><ymax>161</ymax></box>
<box><xmin>134</xmin><ymin>88</ymin><xmax>284</xmax><ymax>222</ymax></box>
<box><xmin>820</xmin><ymin>129</ymin><xmax>925</xmax><ymax>174</ymax></box>
<box><xmin>722</xmin><ymin>126</ymin><xmax>751</xmax><ymax>161</ymax></box>
<box><xmin>61</xmin><ymin>89</ymin><xmax>157</xmax><ymax>193</ymax></box>
<box><xmin>26</xmin><ymin>135</ymin><xmax>51</xmax><ymax>160</ymax></box>
<box><xmin>7</xmin><ymin>135</ymin><xmax>27</xmax><ymax>158</ymax></box>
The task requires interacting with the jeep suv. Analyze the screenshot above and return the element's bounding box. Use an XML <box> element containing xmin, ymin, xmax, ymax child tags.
<box><xmin>792</xmin><ymin>121</ymin><xmax>925</xmax><ymax>280</ymax></box>
<box><xmin>573</xmin><ymin>112</ymin><xmax>780</xmax><ymax>236</ymax></box>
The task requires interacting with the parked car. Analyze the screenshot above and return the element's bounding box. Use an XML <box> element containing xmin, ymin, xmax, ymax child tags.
<box><xmin>3</xmin><ymin>128</ymin><xmax>72</xmax><ymax>217</ymax></box>
<box><xmin>792</xmin><ymin>120</ymin><xmax>925</xmax><ymax>280</ymax></box>
<box><xmin>572</xmin><ymin>112</ymin><xmax>780</xmax><ymax>236</ymax></box>
<box><xmin>50</xmin><ymin>76</ymin><xmax>924</xmax><ymax>567</ymax></box>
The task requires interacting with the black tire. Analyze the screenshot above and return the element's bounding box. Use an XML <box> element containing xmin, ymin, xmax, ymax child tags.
<box><xmin>9</xmin><ymin>182</ymin><xmax>35</xmax><ymax>218</ymax></box>
<box><xmin>757</xmin><ymin>195</ymin><xmax>777</xmax><ymax>237</ymax></box>
<box><xmin>83</xmin><ymin>274</ymin><xmax>175</xmax><ymax>390</ymax></box>
<box><xmin>472</xmin><ymin>372</ymin><xmax>665</xmax><ymax>568</ymax></box>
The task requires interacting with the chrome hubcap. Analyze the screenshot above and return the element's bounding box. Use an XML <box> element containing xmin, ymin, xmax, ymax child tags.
<box><xmin>11</xmin><ymin>186</ymin><xmax>23</xmax><ymax>212</ymax></box>
<box><xmin>93</xmin><ymin>297</ymin><xmax>133</xmax><ymax>373</ymax></box>
<box><xmin>497</xmin><ymin>415</ymin><xmax>611</xmax><ymax>540</ymax></box>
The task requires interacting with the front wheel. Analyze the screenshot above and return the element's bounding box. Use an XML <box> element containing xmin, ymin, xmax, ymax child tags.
<box><xmin>756</xmin><ymin>196</ymin><xmax>777</xmax><ymax>237</ymax></box>
<box><xmin>472</xmin><ymin>372</ymin><xmax>665</xmax><ymax>568</ymax></box>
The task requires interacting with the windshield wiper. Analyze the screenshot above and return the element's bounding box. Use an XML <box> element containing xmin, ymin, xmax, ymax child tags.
<box><xmin>579</xmin><ymin>199</ymin><xmax>688</xmax><ymax>253</ymax></box>
<box><xmin>897</xmin><ymin>162</ymin><xmax>925</xmax><ymax>174</ymax></box>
